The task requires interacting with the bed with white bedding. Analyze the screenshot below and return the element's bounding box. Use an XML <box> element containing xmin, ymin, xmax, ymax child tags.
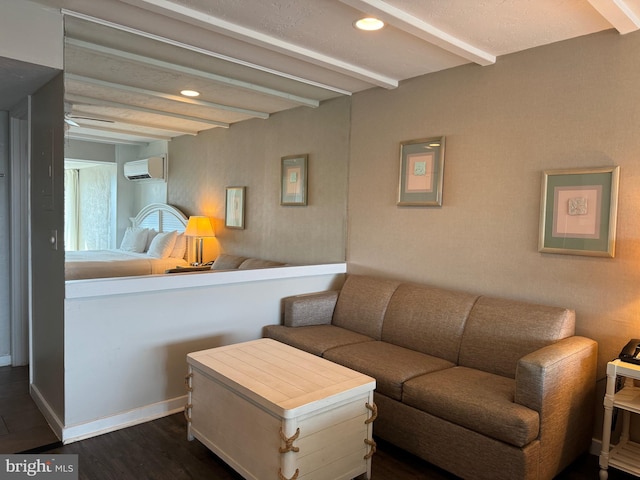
<box><xmin>65</xmin><ymin>249</ymin><xmax>188</xmax><ymax>280</ymax></box>
<box><xmin>65</xmin><ymin>203</ymin><xmax>190</xmax><ymax>280</ymax></box>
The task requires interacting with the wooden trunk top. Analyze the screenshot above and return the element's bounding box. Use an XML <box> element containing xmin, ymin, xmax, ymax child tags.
<box><xmin>187</xmin><ymin>339</ymin><xmax>375</xmax><ymax>418</ymax></box>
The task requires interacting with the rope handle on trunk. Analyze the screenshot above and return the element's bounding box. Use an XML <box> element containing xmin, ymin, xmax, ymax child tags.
<box><xmin>365</xmin><ymin>402</ymin><xmax>377</xmax><ymax>424</ymax></box>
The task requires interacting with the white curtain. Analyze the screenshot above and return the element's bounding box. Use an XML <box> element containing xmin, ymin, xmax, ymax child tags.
<box><xmin>64</xmin><ymin>164</ymin><xmax>114</xmax><ymax>251</ymax></box>
<box><xmin>64</xmin><ymin>169</ymin><xmax>79</xmax><ymax>251</ymax></box>
<box><xmin>77</xmin><ymin>165</ymin><xmax>113</xmax><ymax>250</ymax></box>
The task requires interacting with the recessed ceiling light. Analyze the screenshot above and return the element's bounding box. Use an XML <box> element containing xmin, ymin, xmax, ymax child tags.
<box><xmin>354</xmin><ymin>17</ymin><xmax>385</xmax><ymax>31</ymax></box>
<box><xmin>181</xmin><ymin>90</ymin><xmax>200</xmax><ymax>97</ymax></box>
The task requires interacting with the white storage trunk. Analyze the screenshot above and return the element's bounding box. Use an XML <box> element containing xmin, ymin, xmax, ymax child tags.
<box><xmin>185</xmin><ymin>339</ymin><xmax>377</xmax><ymax>480</ymax></box>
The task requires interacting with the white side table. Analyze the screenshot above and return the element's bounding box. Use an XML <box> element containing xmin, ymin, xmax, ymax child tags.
<box><xmin>600</xmin><ymin>359</ymin><xmax>640</xmax><ymax>479</ymax></box>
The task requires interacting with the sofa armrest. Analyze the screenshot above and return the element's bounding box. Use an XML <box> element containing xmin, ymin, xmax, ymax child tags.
<box><xmin>515</xmin><ymin>336</ymin><xmax>597</xmax><ymax>478</ymax></box>
<box><xmin>283</xmin><ymin>290</ymin><xmax>339</xmax><ymax>327</ymax></box>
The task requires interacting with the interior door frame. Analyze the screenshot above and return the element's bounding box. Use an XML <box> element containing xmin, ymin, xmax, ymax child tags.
<box><xmin>9</xmin><ymin>98</ymin><xmax>31</xmax><ymax>367</ymax></box>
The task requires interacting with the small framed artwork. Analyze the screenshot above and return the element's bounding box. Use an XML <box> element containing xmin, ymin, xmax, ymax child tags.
<box><xmin>538</xmin><ymin>166</ymin><xmax>620</xmax><ymax>257</ymax></box>
<box><xmin>225</xmin><ymin>186</ymin><xmax>246</xmax><ymax>229</ymax></box>
<box><xmin>397</xmin><ymin>136</ymin><xmax>445</xmax><ymax>206</ymax></box>
<box><xmin>281</xmin><ymin>154</ymin><xmax>308</xmax><ymax>206</ymax></box>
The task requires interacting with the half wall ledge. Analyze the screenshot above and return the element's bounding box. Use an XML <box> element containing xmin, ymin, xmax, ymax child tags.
<box><xmin>65</xmin><ymin>263</ymin><xmax>347</xmax><ymax>299</ymax></box>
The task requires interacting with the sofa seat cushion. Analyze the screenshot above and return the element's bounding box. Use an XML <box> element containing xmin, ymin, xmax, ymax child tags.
<box><xmin>263</xmin><ymin>325</ymin><xmax>374</xmax><ymax>356</ymax></box>
<box><xmin>323</xmin><ymin>341</ymin><xmax>454</xmax><ymax>401</ymax></box>
<box><xmin>403</xmin><ymin>366</ymin><xmax>539</xmax><ymax>448</ymax></box>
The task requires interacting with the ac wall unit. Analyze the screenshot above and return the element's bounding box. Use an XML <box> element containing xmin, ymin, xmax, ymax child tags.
<box><xmin>124</xmin><ymin>156</ymin><xmax>165</xmax><ymax>181</ymax></box>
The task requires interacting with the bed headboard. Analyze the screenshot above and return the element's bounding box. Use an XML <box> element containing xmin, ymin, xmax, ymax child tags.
<box><xmin>131</xmin><ymin>203</ymin><xmax>188</xmax><ymax>233</ymax></box>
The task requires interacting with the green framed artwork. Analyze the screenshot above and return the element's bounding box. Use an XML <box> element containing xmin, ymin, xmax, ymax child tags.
<box><xmin>281</xmin><ymin>154</ymin><xmax>308</xmax><ymax>206</ymax></box>
<box><xmin>225</xmin><ymin>186</ymin><xmax>246</xmax><ymax>229</ymax></box>
<box><xmin>397</xmin><ymin>136</ymin><xmax>445</xmax><ymax>206</ymax></box>
<box><xmin>538</xmin><ymin>166</ymin><xmax>619</xmax><ymax>257</ymax></box>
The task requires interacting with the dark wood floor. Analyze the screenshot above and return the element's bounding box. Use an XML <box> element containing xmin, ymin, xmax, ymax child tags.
<box><xmin>0</xmin><ymin>365</ymin><xmax>633</xmax><ymax>479</ymax></box>
<box><xmin>0</xmin><ymin>365</ymin><xmax>60</xmax><ymax>453</ymax></box>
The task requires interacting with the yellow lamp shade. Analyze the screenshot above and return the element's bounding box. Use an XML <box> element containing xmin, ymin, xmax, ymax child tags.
<box><xmin>184</xmin><ymin>216</ymin><xmax>215</xmax><ymax>237</ymax></box>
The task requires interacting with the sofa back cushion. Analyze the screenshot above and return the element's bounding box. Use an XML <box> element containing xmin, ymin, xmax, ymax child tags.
<box><xmin>381</xmin><ymin>283</ymin><xmax>479</xmax><ymax>363</ymax></box>
<box><xmin>238</xmin><ymin>258</ymin><xmax>285</xmax><ymax>269</ymax></box>
<box><xmin>332</xmin><ymin>275</ymin><xmax>400</xmax><ymax>340</ymax></box>
<box><xmin>212</xmin><ymin>254</ymin><xmax>247</xmax><ymax>270</ymax></box>
<box><xmin>458</xmin><ymin>296</ymin><xmax>576</xmax><ymax>378</ymax></box>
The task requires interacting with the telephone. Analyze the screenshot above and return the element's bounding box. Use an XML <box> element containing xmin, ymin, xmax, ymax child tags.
<box><xmin>619</xmin><ymin>339</ymin><xmax>640</xmax><ymax>365</ymax></box>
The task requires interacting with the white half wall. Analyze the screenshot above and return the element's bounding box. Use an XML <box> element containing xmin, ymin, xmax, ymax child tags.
<box><xmin>60</xmin><ymin>264</ymin><xmax>346</xmax><ymax>442</ymax></box>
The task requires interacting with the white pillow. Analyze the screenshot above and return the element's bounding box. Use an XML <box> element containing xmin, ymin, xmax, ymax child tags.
<box><xmin>120</xmin><ymin>227</ymin><xmax>148</xmax><ymax>253</ymax></box>
<box><xmin>170</xmin><ymin>233</ymin><xmax>187</xmax><ymax>258</ymax></box>
<box><xmin>145</xmin><ymin>229</ymin><xmax>158</xmax><ymax>251</ymax></box>
<box><xmin>147</xmin><ymin>231</ymin><xmax>178</xmax><ymax>259</ymax></box>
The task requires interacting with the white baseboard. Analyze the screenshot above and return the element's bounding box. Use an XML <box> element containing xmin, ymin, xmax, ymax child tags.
<box><xmin>0</xmin><ymin>355</ymin><xmax>11</xmax><ymax>367</ymax></box>
<box><xmin>30</xmin><ymin>384</ymin><xmax>64</xmax><ymax>441</ymax></box>
<box><xmin>30</xmin><ymin>387</ymin><xmax>187</xmax><ymax>444</ymax></box>
<box><xmin>61</xmin><ymin>395</ymin><xmax>188</xmax><ymax>444</ymax></box>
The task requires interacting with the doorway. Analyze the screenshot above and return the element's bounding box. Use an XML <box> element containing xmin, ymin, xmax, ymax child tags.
<box><xmin>8</xmin><ymin>101</ymin><xmax>29</xmax><ymax>367</ymax></box>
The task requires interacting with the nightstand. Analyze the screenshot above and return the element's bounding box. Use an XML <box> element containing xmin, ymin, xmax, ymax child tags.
<box><xmin>600</xmin><ymin>359</ymin><xmax>640</xmax><ymax>479</ymax></box>
<box><xmin>164</xmin><ymin>265</ymin><xmax>212</xmax><ymax>273</ymax></box>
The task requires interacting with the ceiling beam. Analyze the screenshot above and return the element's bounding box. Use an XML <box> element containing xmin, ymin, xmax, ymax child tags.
<box><xmin>69</xmin><ymin>111</ymin><xmax>199</xmax><ymax>136</ymax></box>
<box><xmin>66</xmin><ymin>131</ymin><xmax>151</xmax><ymax>146</ymax></box>
<box><xmin>66</xmin><ymin>73</ymin><xmax>270</xmax><ymax>119</ymax></box>
<box><xmin>70</xmin><ymin>123</ymin><xmax>174</xmax><ymax>141</ymax></box>
<box><xmin>66</xmin><ymin>38</ymin><xmax>321</xmax><ymax>108</ymax></box>
<box><xmin>116</xmin><ymin>0</ymin><xmax>399</xmax><ymax>89</ymax></box>
<box><xmin>62</xmin><ymin>9</ymin><xmax>353</xmax><ymax>96</ymax></box>
<box><xmin>66</xmin><ymin>94</ymin><xmax>230</xmax><ymax>128</ymax></box>
<box><xmin>340</xmin><ymin>0</ymin><xmax>495</xmax><ymax>66</ymax></box>
<box><xmin>587</xmin><ymin>0</ymin><xmax>640</xmax><ymax>34</ymax></box>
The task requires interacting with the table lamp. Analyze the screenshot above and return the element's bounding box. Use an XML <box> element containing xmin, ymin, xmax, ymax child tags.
<box><xmin>184</xmin><ymin>216</ymin><xmax>215</xmax><ymax>265</ymax></box>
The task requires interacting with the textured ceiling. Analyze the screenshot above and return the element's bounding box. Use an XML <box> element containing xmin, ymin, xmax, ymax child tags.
<box><xmin>22</xmin><ymin>0</ymin><xmax>640</xmax><ymax>145</ymax></box>
<box><xmin>0</xmin><ymin>56</ymin><xmax>59</xmax><ymax>111</ymax></box>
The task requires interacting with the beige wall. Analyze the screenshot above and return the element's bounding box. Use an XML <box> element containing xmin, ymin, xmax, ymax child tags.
<box><xmin>348</xmin><ymin>28</ymin><xmax>640</xmax><ymax>421</ymax></box>
<box><xmin>168</xmin><ymin>96</ymin><xmax>350</xmax><ymax>264</ymax></box>
<box><xmin>167</xmin><ymin>29</ymin><xmax>640</xmax><ymax>438</ymax></box>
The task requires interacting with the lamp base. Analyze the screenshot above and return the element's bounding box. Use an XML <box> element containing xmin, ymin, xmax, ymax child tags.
<box><xmin>192</xmin><ymin>237</ymin><xmax>204</xmax><ymax>266</ymax></box>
